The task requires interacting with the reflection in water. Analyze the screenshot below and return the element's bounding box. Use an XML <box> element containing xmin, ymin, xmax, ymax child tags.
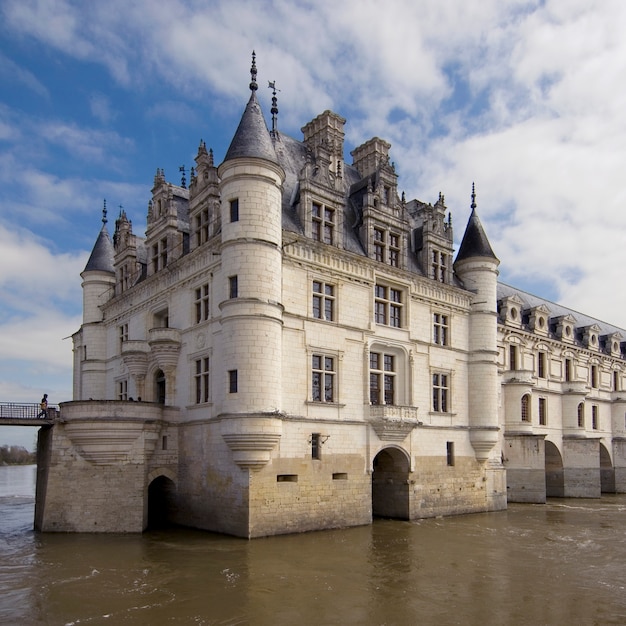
<box><xmin>1</xmin><ymin>466</ymin><xmax>626</xmax><ymax>625</ymax></box>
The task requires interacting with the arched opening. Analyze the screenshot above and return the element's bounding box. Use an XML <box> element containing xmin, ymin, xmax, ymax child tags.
<box><xmin>155</xmin><ymin>369</ymin><xmax>166</xmax><ymax>405</ymax></box>
<box><xmin>372</xmin><ymin>447</ymin><xmax>410</xmax><ymax>519</ymax></box>
<box><xmin>600</xmin><ymin>443</ymin><xmax>615</xmax><ymax>493</ymax></box>
<box><xmin>545</xmin><ymin>440</ymin><xmax>564</xmax><ymax>497</ymax></box>
<box><xmin>146</xmin><ymin>475</ymin><xmax>176</xmax><ymax>529</ymax></box>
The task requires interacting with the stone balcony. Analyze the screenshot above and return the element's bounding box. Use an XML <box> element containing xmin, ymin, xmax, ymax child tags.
<box><xmin>368</xmin><ymin>405</ymin><xmax>420</xmax><ymax>441</ymax></box>
<box><xmin>148</xmin><ymin>327</ymin><xmax>181</xmax><ymax>371</ymax></box>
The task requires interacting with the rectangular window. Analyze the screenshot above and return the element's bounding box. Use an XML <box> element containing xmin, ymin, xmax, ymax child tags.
<box><xmin>312</xmin><ymin>281</ymin><xmax>335</xmax><ymax>321</ymax></box>
<box><xmin>312</xmin><ymin>355</ymin><xmax>335</xmax><ymax>403</ymax></box>
<box><xmin>162</xmin><ymin>435</ymin><xmax>168</xmax><ymax>451</ymax></box>
<box><xmin>432</xmin><ymin>250</ymin><xmax>447</xmax><ymax>282</ymax></box>
<box><xmin>194</xmin><ymin>284</ymin><xmax>210</xmax><ymax>323</ymax></box>
<box><xmin>374</xmin><ymin>284</ymin><xmax>402</xmax><ymax>328</ymax></box>
<box><xmin>370</xmin><ymin>352</ymin><xmax>395</xmax><ymax>405</ymax></box>
<box><xmin>433</xmin><ymin>313</ymin><xmax>449</xmax><ymax>346</ymax></box>
<box><xmin>229</xmin><ymin>275</ymin><xmax>238</xmax><ymax>299</ymax></box>
<box><xmin>374</xmin><ymin>228</ymin><xmax>385</xmax><ymax>262</ymax></box>
<box><xmin>592</xmin><ymin>405</ymin><xmax>598</xmax><ymax>430</ymax></box>
<box><xmin>614</xmin><ymin>371</ymin><xmax>619</xmax><ymax>391</ymax></box>
<box><xmin>432</xmin><ymin>373</ymin><xmax>449</xmax><ymax>412</ymax></box>
<box><xmin>118</xmin><ymin>379</ymin><xmax>128</xmax><ymax>401</ymax></box>
<box><xmin>230</xmin><ymin>198</ymin><xmax>239</xmax><ymax>222</ymax></box>
<box><xmin>509</xmin><ymin>345</ymin><xmax>517</xmax><ymax>370</ymax></box>
<box><xmin>228</xmin><ymin>369</ymin><xmax>238</xmax><ymax>393</ymax></box>
<box><xmin>312</xmin><ymin>203</ymin><xmax>334</xmax><ymax>244</ymax></box>
<box><xmin>578</xmin><ymin>403</ymin><xmax>585</xmax><ymax>428</ymax></box>
<box><xmin>311</xmin><ymin>433</ymin><xmax>321</xmax><ymax>460</ymax></box>
<box><xmin>446</xmin><ymin>441</ymin><xmax>455</xmax><ymax>466</ymax></box>
<box><xmin>565</xmin><ymin>358</ymin><xmax>572</xmax><ymax>382</ymax></box>
<box><xmin>591</xmin><ymin>365</ymin><xmax>598</xmax><ymax>388</ymax></box>
<box><xmin>538</xmin><ymin>352</ymin><xmax>546</xmax><ymax>379</ymax></box>
<box><xmin>119</xmin><ymin>323</ymin><xmax>128</xmax><ymax>351</ymax></box>
<box><xmin>389</xmin><ymin>233</ymin><xmax>400</xmax><ymax>267</ymax></box>
<box><xmin>151</xmin><ymin>238</ymin><xmax>168</xmax><ymax>272</ymax></box>
<box><xmin>195</xmin><ymin>208</ymin><xmax>209</xmax><ymax>246</ymax></box>
<box><xmin>538</xmin><ymin>397</ymin><xmax>547</xmax><ymax>425</ymax></box>
<box><xmin>194</xmin><ymin>357</ymin><xmax>210</xmax><ymax>404</ymax></box>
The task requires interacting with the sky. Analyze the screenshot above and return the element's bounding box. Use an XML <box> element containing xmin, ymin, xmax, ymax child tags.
<box><xmin>1</xmin><ymin>0</ymin><xmax>626</xmax><ymax>449</ymax></box>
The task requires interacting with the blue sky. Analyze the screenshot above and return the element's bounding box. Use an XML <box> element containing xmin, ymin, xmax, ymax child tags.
<box><xmin>2</xmin><ymin>0</ymin><xmax>626</xmax><ymax>449</ymax></box>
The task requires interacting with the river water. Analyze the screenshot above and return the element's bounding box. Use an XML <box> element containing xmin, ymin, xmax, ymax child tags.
<box><xmin>1</xmin><ymin>465</ymin><xmax>625</xmax><ymax>625</ymax></box>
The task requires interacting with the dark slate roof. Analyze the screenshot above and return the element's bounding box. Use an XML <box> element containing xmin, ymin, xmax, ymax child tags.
<box><xmin>455</xmin><ymin>208</ymin><xmax>498</xmax><ymax>263</ymax></box>
<box><xmin>497</xmin><ymin>282</ymin><xmax>626</xmax><ymax>337</ymax></box>
<box><xmin>223</xmin><ymin>91</ymin><xmax>279</xmax><ymax>165</ymax></box>
<box><xmin>84</xmin><ymin>225</ymin><xmax>115</xmax><ymax>273</ymax></box>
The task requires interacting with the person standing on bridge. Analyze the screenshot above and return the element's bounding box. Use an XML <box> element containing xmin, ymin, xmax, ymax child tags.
<box><xmin>37</xmin><ymin>393</ymin><xmax>48</xmax><ymax>418</ymax></box>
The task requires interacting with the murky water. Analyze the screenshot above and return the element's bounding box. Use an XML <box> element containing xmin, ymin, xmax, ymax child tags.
<box><xmin>1</xmin><ymin>465</ymin><xmax>625</xmax><ymax>625</ymax></box>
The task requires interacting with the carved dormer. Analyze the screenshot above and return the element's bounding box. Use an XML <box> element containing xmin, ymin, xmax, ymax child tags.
<box><xmin>602</xmin><ymin>331</ymin><xmax>623</xmax><ymax>357</ymax></box>
<box><xmin>301</xmin><ymin>110</ymin><xmax>345</xmax><ymax>179</ymax></box>
<box><xmin>113</xmin><ymin>210</ymin><xmax>141</xmax><ymax>295</ymax></box>
<box><xmin>552</xmin><ymin>314</ymin><xmax>576</xmax><ymax>343</ymax></box>
<box><xmin>579</xmin><ymin>324</ymin><xmax>601</xmax><ymax>350</ymax></box>
<box><xmin>145</xmin><ymin>169</ymin><xmax>189</xmax><ymax>277</ymax></box>
<box><xmin>526</xmin><ymin>304</ymin><xmax>551</xmax><ymax>336</ymax></box>
<box><xmin>407</xmin><ymin>194</ymin><xmax>454</xmax><ymax>283</ymax></box>
<box><xmin>189</xmin><ymin>141</ymin><xmax>220</xmax><ymax>249</ymax></box>
<box><xmin>498</xmin><ymin>294</ymin><xmax>524</xmax><ymax>327</ymax></box>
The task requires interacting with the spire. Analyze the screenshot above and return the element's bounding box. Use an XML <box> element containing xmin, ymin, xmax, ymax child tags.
<box><xmin>268</xmin><ymin>80</ymin><xmax>279</xmax><ymax>134</ymax></box>
<box><xmin>84</xmin><ymin>200</ymin><xmax>115</xmax><ymax>273</ymax></box>
<box><xmin>455</xmin><ymin>183</ymin><xmax>498</xmax><ymax>263</ymax></box>
<box><xmin>223</xmin><ymin>52</ymin><xmax>278</xmax><ymax>164</ymax></box>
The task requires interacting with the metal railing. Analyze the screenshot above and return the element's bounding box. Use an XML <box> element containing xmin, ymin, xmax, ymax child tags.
<box><xmin>0</xmin><ymin>403</ymin><xmax>58</xmax><ymax>420</ymax></box>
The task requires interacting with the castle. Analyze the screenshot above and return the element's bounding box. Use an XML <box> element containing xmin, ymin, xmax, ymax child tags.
<box><xmin>35</xmin><ymin>55</ymin><xmax>626</xmax><ymax>537</ymax></box>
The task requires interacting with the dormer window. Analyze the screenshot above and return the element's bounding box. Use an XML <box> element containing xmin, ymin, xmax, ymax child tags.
<box><xmin>151</xmin><ymin>238</ymin><xmax>168</xmax><ymax>272</ymax></box>
<box><xmin>373</xmin><ymin>227</ymin><xmax>402</xmax><ymax>267</ymax></box>
<box><xmin>432</xmin><ymin>250</ymin><xmax>447</xmax><ymax>282</ymax></box>
<box><xmin>312</xmin><ymin>202</ymin><xmax>334</xmax><ymax>244</ymax></box>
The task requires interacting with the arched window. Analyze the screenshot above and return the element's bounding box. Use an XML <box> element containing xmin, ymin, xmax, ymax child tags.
<box><xmin>577</xmin><ymin>402</ymin><xmax>585</xmax><ymax>428</ymax></box>
<box><xmin>155</xmin><ymin>369</ymin><xmax>166</xmax><ymax>405</ymax></box>
<box><xmin>521</xmin><ymin>394</ymin><xmax>531</xmax><ymax>422</ymax></box>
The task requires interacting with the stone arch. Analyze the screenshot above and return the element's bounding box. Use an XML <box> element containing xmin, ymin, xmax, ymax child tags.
<box><xmin>545</xmin><ymin>440</ymin><xmax>564</xmax><ymax>497</ymax></box>
<box><xmin>600</xmin><ymin>442</ymin><xmax>615</xmax><ymax>493</ymax></box>
<box><xmin>371</xmin><ymin>446</ymin><xmax>410</xmax><ymax>519</ymax></box>
<box><xmin>146</xmin><ymin>473</ymin><xmax>177</xmax><ymax>530</ymax></box>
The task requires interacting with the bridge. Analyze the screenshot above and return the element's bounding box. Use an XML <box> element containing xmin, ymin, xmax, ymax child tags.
<box><xmin>0</xmin><ymin>403</ymin><xmax>58</xmax><ymax>426</ymax></box>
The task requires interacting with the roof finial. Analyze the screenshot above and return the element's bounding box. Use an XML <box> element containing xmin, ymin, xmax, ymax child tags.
<box><xmin>179</xmin><ymin>165</ymin><xmax>187</xmax><ymax>189</ymax></box>
<box><xmin>268</xmin><ymin>80</ymin><xmax>280</xmax><ymax>134</ymax></box>
<box><xmin>471</xmin><ymin>182</ymin><xmax>476</xmax><ymax>211</ymax></box>
<box><xmin>249</xmin><ymin>50</ymin><xmax>258</xmax><ymax>92</ymax></box>
<box><xmin>102</xmin><ymin>199</ymin><xmax>107</xmax><ymax>225</ymax></box>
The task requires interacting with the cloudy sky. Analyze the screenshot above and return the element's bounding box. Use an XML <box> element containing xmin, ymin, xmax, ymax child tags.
<box><xmin>1</xmin><ymin>0</ymin><xmax>626</xmax><ymax>448</ymax></box>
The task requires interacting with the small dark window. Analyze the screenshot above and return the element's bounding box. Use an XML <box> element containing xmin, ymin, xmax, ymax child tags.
<box><xmin>230</xmin><ymin>198</ymin><xmax>239</xmax><ymax>222</ymax></box>
<box><xmin>229</xmin><ymin>275</ymin><xmax>238</xmax><ymax>299</ymax></box>
<box><xmin>228</xmin><ymin>370</ymin><xmax>238</xmax><ymax>393</ymax></box>
<box><xmin>277</xmin><ymin>474</ymin><xmax>298</xmax><ymax>482</ymax></box>
<box><xmin>311</xmin><ymin>433</ymin><xmax>321</xmax><ymax>460</ymax></box>
<box><xmin>162</xmin><ymin>435</ymin><xmax>168</xmax><ymax>451</ymax></box>
<box><xmin>332</xmin><ymin>472</ymin><xmax>348</xmax><ymax>480</ymax></box>
<box><xmin>446</xmin><ymin>441</ymin><xmax>455</xmax><ymax>466</ymax></box>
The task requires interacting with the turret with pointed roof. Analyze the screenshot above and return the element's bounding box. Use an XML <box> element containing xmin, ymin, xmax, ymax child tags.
<box><xmin>455</xmin><ymin>183</ymin><xmax>498</xmax><ymax>265</ymax></box>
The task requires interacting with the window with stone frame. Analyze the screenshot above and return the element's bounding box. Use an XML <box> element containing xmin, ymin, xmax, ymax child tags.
<box><xmin>373</xmin><ymin>227</ymin><xmax>401</xmax><ymax>267</ymax></box>
<box><xmin>509</xmin><ymin>344</ymin><xmax>518</xmax><ymax>370</ymax></box>
<box><xmin>374</xmin><ymin>284</ymin><xmax>403</xmax><ymax>328</ymax></box>
<box><xmin>194</xmin><ymin>283</ymin><xmax>210</xmax><ymax>323</ymax></box>
<box><xmin>370</xmin><ymin>351</ymin><xmax>396</xmax><ymax>405</ymax></box>
<box><xmin>229</xmin><ymin>275</ymin><xmax>238</xmax><ymax>299</ymax></box>
<box><xmin>521</xmin><ymin>394</ymin><xmax>531</xmax><ymax>422</ymax></box>
<box><xmin>538</xmin><ymin>397</ymin><xmax>547</xmax><ymax>425</ymax></box>
<box><xmin>432</xmin><ymin>372</ymin><xmax>449</xmax><ymax>413</ymax></box>
<box><xmin>432</xmin><ymin>250</ymin><xmax>448</xmax><ymax>282</ymax></box>
<box><xmin>118</xmin><ymin>379</ymin><xmax>128</xmax><ymax>401</ymax></box>
<box><xmin>564</xmin><ymin>358</ymin><xmax>573</xmax><ymax>382</ymax></box>
<box><xmin>118</xmin><ymin>323</ymin><xmax>128</xmax><ymax>352</ymax></box>
<box><xmin>228</xmin><ymin>369</ymin><xmax>238</xmax><ymax>393</ymax></box>
<box><xmin>537</xmin><ymin>351</ymin><xmax>547</xmax><ymax>379</ymax></box>
<box><xmin>118</xmin><ymin>262</ymin><xmax>131</xmax><ymax>294</ymax></box>
<box><xmin>614</xmin><ymin>370</ymin><xmax>620</xmax><ymax>392</ymax></box>
<box><xmin>312</xmin><ymin>280</ymin><xmax>335</xmax><ymax>321</ymax></box>
<box><xmin>311</xmin><ymin>354</ymin><xmax>336</xmax><ymax>403</ymax></box>
<box><xmin>591</xmin><ymin>364</ymin><xmax>599</xmax><ymax>388</ymax></box>
<box><xmin>194</xmin><ymin>208</ymin><xmax>209</xmax><ymax>247</ymax></box>
<box><xmin>577</xmin><ymin>402</ymin><xmax>585</xmax><ymax>427</ymax></box>
<box><xmin>151</xmin><ymin>237</ymin><xmax>168</xmax><ymax>272</ymax></box>
<box><xmin>433</xmin><ymin>313</ymin><xmax>449</xmax><ymax>346</ymax></box>
<box><xmin>592</xmin><ymin>404</ymin><xmax>599</xmax><ymax>429</ymax></box>
<box><xmin>312</xmin><ymin>202</ymin><xmax>334</xmax><ymax>244</ymax></box>
<box><xmin>230</xmin><ymin>198</ymin><xmax>239</xmax><ymax>222</ymax></box>
<box><xmin>194</xmin><ymin>357</ymin><xmax>210</xmax><ymax>404</ymax></box>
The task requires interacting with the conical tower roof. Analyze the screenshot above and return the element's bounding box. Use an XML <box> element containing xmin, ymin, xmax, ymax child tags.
<box><xmin>223</xmin><ymin>53</ymin><xmax>278</xmax><ymax>165</ymax></box>
<box><xmin>455</xmin><ymin>185</ymin><xmax>498</xmax><ymax>264</ymax></box>
<box><xmin>83</xmin><ymin>213</ymin><xmax>115</xmax><ymax>274</ymax></box>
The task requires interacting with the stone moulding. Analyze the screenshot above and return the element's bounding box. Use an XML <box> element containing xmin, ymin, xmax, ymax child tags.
<box><xmin>63</xmin><ymin>419</ymin><xmax>161</xmax><ymax>465</ymax></box>
<box><xmin>369</xmin><ymin>405</ymin><xmax>420</xmax><ymax>441</ymax></box>
<box><xmin>222</xmin><ymin>433</ymin><xmax>282</xmax><ymax>470</ymax></box>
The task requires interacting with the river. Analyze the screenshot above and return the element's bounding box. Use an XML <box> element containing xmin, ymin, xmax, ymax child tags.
<box><xmin>1</xmin><ymin>464</ymin><xmax>625</xmax><ymax>625</ymax></box>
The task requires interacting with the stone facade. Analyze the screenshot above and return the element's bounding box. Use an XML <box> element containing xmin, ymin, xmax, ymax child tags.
<box><xmin>36</xmin><ymin>56</ymin><xmax>626</xmax><ymax>537</ymax></box>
